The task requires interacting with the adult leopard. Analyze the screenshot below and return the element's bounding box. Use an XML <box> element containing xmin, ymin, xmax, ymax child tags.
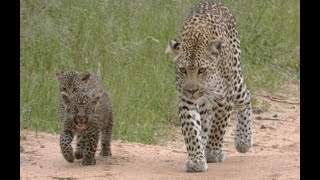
<box><xmin>166</xmin><ymin>1</ymin><xmax>253</xmax><ymax>172</ymax></box>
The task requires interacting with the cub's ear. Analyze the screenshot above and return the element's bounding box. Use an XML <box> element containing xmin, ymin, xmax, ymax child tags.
<box><xmin>60</xmin><ymin>92</ymin><xmax>71</xmax><ymax>108</ymax></box>
<box><xmin>78</xmin><ymin>72</ymin><xmax>91</xmax><ymax>83</ymax></box>
<box><xmin>209</xmin><ymin>40</ymin><xmax>221</xmax><ymax>56</ymax></box>
<box><xmin>90</xmin><ymin>92</ymin><xmax>102</xmax><ymax>107</ymax></box>
<box><xmin>165</xmin><ymin>39</ymin><xmax>181</xmax><ymax>56</ymax></box>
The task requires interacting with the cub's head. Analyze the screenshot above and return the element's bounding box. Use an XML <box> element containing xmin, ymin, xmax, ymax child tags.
<box><xmin>60</xmin><ymin>91</ymin><xmax>102</xmax><ymax>129</ymax></box>
<box><xmin>56</xmin><ymin>71</ymin><xmax>91</xmax><ymax>95</ymax></box>
<box><xmin>166</xmin><ymin>38</ymin><xmax>222</xmax><ymax>100</ymax></box>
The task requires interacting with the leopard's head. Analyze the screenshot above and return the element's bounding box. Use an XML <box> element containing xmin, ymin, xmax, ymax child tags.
<box><xmin>60</xmin><ymin>91</ymin><xmax>102</xmax><ymax>129</ymax></box>
<box><xmin>56</xmin><ymin>71</ymin><xmax>91</xmax><ymax>95</ymax></box>
<box><xmin>166</xmin><ymin>35</ymin><xmax>223</xmax><ymax>101</ymax></box>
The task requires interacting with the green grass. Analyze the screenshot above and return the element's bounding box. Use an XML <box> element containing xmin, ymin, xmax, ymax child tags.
<box><xmin>20</xmin><ymin>0</ymin><xmax>300</xmax><ymax>144</ymax></box>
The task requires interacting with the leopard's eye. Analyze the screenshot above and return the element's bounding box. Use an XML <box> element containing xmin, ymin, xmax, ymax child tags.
<box><xmin>199</xmin><ymin>68</ymin><xmax>206</xmax><ymax>74</ymax></box>
<box><xmin>179</xmin><ymin>68</ymin><xmax>187</xmax><ymax>73</ymax></box>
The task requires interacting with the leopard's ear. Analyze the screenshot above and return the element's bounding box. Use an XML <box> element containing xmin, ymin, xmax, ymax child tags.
<box><xmin>78</xmin><ymin>72</ymin><xmax>91</xmax><ymax>84</ymax></box>
<box><xmin>209</xmin><ymin>40</ymin><xmax>221</xmax><ymax>56</ymax></box>
<box><xmin>165</xmin><ymin>39</ymin><xmax>181</xmax><ymax>56</ymax></box>
<box><xmin>60</xmin><ymin>92</ymin><xmax>71</xmax><ymax>108</ymax></box>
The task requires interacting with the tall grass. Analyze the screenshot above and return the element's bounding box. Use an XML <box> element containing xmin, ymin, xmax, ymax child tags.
<box><xmin>20</xmin><ymin>0</ymin><xmax>300</xmax><ymax>144</ymax></box>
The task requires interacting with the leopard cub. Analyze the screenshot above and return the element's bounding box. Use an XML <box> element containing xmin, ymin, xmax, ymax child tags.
<box><xmin>56</xmin><ymin>71</ymin><xmax>113</xmax><ymax>165</ymax></box>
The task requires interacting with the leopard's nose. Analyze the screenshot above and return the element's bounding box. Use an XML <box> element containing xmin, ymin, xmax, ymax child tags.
<box><xmin>186</xmin><ymin>88</ymin><xmax>198</xmax><ymax>95</ymax></box>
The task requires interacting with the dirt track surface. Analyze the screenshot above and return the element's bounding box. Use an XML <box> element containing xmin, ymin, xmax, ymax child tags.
<box><xmin>20</xmin><ymin>87</ymin><xmax>300</xmax><ymax>180</ymax></box>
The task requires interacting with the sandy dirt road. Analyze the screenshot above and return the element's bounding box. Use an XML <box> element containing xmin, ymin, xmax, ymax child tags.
<box><xmin>20</xmin><ymin>86</ymin><xmax>300</xmax><ymax>180</ymax></box>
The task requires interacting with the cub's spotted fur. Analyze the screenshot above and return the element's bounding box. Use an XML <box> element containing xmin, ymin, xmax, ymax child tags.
<box><xmin>56</xmin><ymin>71</ymin><xmax>113</xmax><ymax>165</ymax></box>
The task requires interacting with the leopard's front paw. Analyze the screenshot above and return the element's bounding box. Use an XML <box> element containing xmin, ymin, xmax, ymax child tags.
<box><xmin>82</xmin><ymin>155</ymin><xmax>96</xmax><ymax>165</ymax></box>
<box><xmin>235</xmin><ymin>136</ymin><xmax>252</xmax><ymax>153</ymax></box>
<box><xmin>183</xmin><ymin>158</ymin><xmax>208</xmax><ymax>172</ymax></box>
<box><xmin>206</xmin><ymin>150</ymin><xmax>224</xmax><ymax>163</ymax></box>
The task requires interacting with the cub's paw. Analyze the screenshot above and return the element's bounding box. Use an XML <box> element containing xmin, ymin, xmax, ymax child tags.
<box><xmin>100</xmin><ymin>149</ymin><xmax>112</xmax><ymax>157</ymax></box>
<box><xmin>61</xmin><ymin>146</ymin><xmax>74</xmax><ymax>163</ymax></box>
<box><xmin>183</xmin><ymin>158</ymin><xmax>208</xmax><ymax>172</ymax></box>
<box><xmin>206</xmin><ymin>150</ymin><xmax>224</xmax><ymax>163</ymax></box>
<box><xmin>74</xmin><ymin>150</ymin><xmax>83</xmax><ymax>159</ymax></box>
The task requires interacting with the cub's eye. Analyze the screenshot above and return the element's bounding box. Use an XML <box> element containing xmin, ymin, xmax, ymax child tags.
<box><xmin>199</xmin><ymin>68</ymin><xmax>206</xmax><ymax>73</ymax></box>
<box><xmin>179</xmin><ymin>68</ymin><xmax>187</xmax><ymax>73</ymax></box>
<box><xmin>84</xmin><ymin>108</ymin><xmax>91</xmax><ymax>114</ymax></box>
